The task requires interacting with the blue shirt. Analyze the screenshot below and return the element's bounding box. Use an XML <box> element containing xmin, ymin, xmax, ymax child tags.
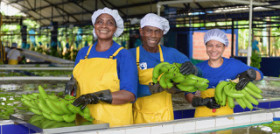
<box><xmin>129</xmin><ymin>45</ymin><xmax>190</xmax><ymax>97</ymax></box>
<box><xmin>74</xmin><ymin>41</ymin><xmax>138</xmax><ymax>97</ymax></box>
<box><xmin>196</xmin><ymin>57</ymin><xmax>264</xmax><ymax>88</ymax></box>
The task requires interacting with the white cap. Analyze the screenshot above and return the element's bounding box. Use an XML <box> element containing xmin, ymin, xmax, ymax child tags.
<box><xmin>12</xmin><ymin>43</ymin><xmax>17</xmax><ymax>48</ymax></box>
<box><xmin>204</xmin><ymin>29</ymin><xmax>229</xmax><ymax>46</ymax></box>
<box><xmin>140</xmin><ymin>13</ymin><xmax>170</xmax><ymax>35</ymax></box>
<box><xmin>91</xmin><ymin>7</ymin><xmax>124</xmax><ymax>38</ymax></box>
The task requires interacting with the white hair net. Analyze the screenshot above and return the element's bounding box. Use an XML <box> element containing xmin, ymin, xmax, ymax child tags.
<box><xmin>140</xmin><ymin>13</ymin><xmax>170</xmax><ymax>35</ymax></box>
<box><xmin>204</xmin><ymin>29</ymin><xmax>229</xmax><ymax>46</ymax></box>
<box><xmin>91</xmin><ymin>7</ymin><xmax>124</xmax><ymax>38</ymax></box>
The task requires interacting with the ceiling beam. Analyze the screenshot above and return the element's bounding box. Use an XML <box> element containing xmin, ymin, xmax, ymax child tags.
<box><xmin>43</xmin><ymin>0</ymin><xmax>79</xmax><ymax>22</ymax></box>
<box><xmin>103</xmin><ymin>0</ymin><xmax>127</xmax><ymax>17</ymax></box>
<box><xmin>21</xmin><ymin>1</ymin><xmax>71</xmax><ymax>13</ymax></box>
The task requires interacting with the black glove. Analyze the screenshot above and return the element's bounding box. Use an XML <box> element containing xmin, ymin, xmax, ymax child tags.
<box><xmin>236</xmin><ymin>69</ymin><xmax>257</xmax><ymax>90</ymax></box>
<box><xmin>192</xmin><ymin>97</ymin><xmax>220</xmax><ymax>109</ymax></box>
<box><xmin>180</xmin><ymin>61</ymin><xmax>198</xmax><ymax>75</ymax></box>
<box><xmin>149</xmin><ymin>83</ymin><xmax>183</xmax><ymax>94</ymax></box>
<box><xmin>72</xmin><ymin>90</ymin><xmax>112</xmax><ymax>110</ymax></box>
<box><xmin>65</xmin><ymin>77</ymin><xmax>77</xmax><ymax>96</ymax></box>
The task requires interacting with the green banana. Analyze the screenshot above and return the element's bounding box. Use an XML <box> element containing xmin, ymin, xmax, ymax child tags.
<box><xmin>45</xmin><ymin>99</ymin><xmax>64</xmax><ymax>115</ymax></box>
<box><xmin>221</xmin><ymin>90</ymin><xmax>227</xmax><ymax>106</ymax></box>
<box><xmin>236</xmin><ymin>98</ymin><xmax>246</xmax><ymax>109</ymax></box>
<box><xmin>242</xmin><ymin>97</ymin><xmax>253</xmax><ymax>110</ymax></box>
<box><xmin>224</xmin><ymin>85</ymin><xmax>244</xmax><ymax>98</ymax></box>
<box><xmin>42</xmin><ymin>112</ymin><xmax>53</xmax><ymax>120</ymax></box>
<box><xmin>50</xmin><ymin>114</ymin><xmax>64</xmax><ymax>122</ymax></box>
<box><xmin>29</xmin><ymin>108</ymin><xmax>42</xmax><ymax>115</ymax></box>
<box><xmin>59</xmin><ymin>100</ymin><xmax>72</xmax><ymax>114</ymax></box>
<box><xmin>244</xmin><ymin>87</ymin><xmax>263</xmax><ymax>99</ymax></box>
<box><xmin>241</xmin><ymin>90</ymin><xmax>259</xmax><ymax>105</ymax></box>
<box><xmin>67</xmin><ymin>104</ymin><xmax>81</xmax><ymax>114</ymax></box>
<box><xmin>152</xmin><ymin>62</ymin><xmax>170</xmax><ymax>80</ymax></box>
<box><xmin>246</xmin><ymin>82</ymin><xmax>262</xmax><ymax>94</ymax></box>
<box><xmin>215</xmin><ymin>81</ymin><xmax>229</xmax><ymax>103</ymax></box>
<box><xmin>172</xmin><ymin>74</ymin><xmax>185</xmax><ymax>83</ymax></box>
<box><xmin>38</xmin><ymin>99</ymin><xmax>52</xmax><ymax>114</ymax></box>
<box><xmin>159</xmin><ymin>73</ymin><xmax>168</xmax><ymax>89</ymax></box>
<box><xmin>176</xmin><ymin>84</ymin><xmax>196</xmax><ymax>92</ymax></box>
<box><xmin>160</xmin><ymin>64</ymin><xmax>173</xmax><ymax>73</ymax></box>
<box><xmin>38</xmin><ymin>85</ymin><xmax>48</xmax><ymax>99</ymax></box>
<box><xmin>180</xmin><ymin>79</ymin><xmax>197</xmax><ymax>86</ymax></box>
<box><xmin>227</xmin><ymin>96</ymin><xmax>235</xmax><ymax>109</ymax></box>
<box><xmin>63</xmin><ymin>114</ymin><xmax>76</xmax><ymax>123</ymax></box>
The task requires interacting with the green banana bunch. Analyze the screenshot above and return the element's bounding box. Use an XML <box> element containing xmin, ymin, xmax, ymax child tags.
<box><xmin>214</xmin><ymin>81</ymin><xmax>263</xmax><ymax>110</ymax></box>
<box><xmin>28</xmin><ymin>115</ymin><xmax>76</xmax><ymax>129</ymax></box>
<box><xmin>152</xmin><ymin>62</ymin><xmax>209</xmax><ymax>92</ymax></box>
<box><xmin>21</xmin><ymin>85</ymin><xmax>94</xmax><ymax>123</ymax></box>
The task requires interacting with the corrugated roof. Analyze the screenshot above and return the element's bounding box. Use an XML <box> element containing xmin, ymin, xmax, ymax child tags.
<box><xmin>2</xmin><ymin>0</ymin><xmax>280</xmax><ymax>26</ymax></box>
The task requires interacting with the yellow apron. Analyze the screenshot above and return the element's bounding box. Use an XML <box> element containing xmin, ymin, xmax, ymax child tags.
<box><xmin>194</xmin><ymin>88</ymin><xmax>233</xmax><ymax>118</ymax></box>
<box><xmin>73</xmin><ymin>45</ymin><xmax>133</xmax><ymax>127</ymax></box>
<box><xmin>8</xmin><ymin>59</ymin><xmax>18</xmax><ymax>65</ymax></box>
<box><xmin>133</xmin><ymin>45</ymin><xmax>174</xmax><ymax>124</ymax></box>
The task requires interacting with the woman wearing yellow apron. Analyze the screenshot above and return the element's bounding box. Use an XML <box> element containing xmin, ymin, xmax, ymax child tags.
<box><xmin>185</xmin><ymin>29</ymin><xmax>263</xmax><ymax>118</ymax></box>
<box><xmin>65</xmin><ymin>8</ymin><xmax>138</xmax><ymax>127</ymax></box>
<box><xmin>129</xmin><ymin>13</ymin><xmax>197</xmax><ymax>124</ymax></box>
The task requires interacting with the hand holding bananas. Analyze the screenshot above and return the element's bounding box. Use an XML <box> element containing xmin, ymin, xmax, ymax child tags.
<box><xmin>73</xmin><ymin>90</ymin><xmax>112</xmax><ymax>110</ymax></box>
<box><xmin>215</xmin><ymin>80</ymin><xmax>262</xmax><ymax>110</ymax></box>
<box><xmin>236</xmin><ymin>69</ymin><xmax>257</xmax><ymax>90</ymax></box>
<box><xmin>152</xmin><ymin>62</ymin><xmax>209</xmax><ymax>93</ymax></box>
<box><xmin>65</xmin><ymin>77</ymin><xmax>77</xmax><ymax>96</ymax></box>
<box><xmin>192</xmin><ymin>97</ymin><xmax>220</xmax><ymax>109</ymax></box>
<box><xmin>180</xmin><ymin>61</ymin><xmax>198</xmax><ymax>75</ymax></box>
<box><xmin>21</xmin><ymin>86</ymin><xmax>94</xmax><ymax>123</ymax></box>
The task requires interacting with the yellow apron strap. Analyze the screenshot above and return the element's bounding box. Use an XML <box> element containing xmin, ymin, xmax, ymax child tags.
<box><xmin>158</xmin><ymin>45</ymin><xmax>164</xmax><ymax>62</ymax></box>
<box><xmin>109</xmin><ymin>47</ymin><xmax>123</xmax><ymax>59</ymax></box>
<box><xmin>136</xmin><ymin>46</ymin><xmax>140</xmax><ymax>66</ymax></box>
<box><xmin>85</xmin><ymin>45</ymin><xmax>93</xmax><ymax>59</ymax></box>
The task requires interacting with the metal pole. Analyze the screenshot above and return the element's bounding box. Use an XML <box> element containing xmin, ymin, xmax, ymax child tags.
<box><xmin>157</xmin><ymin>4</ymin><xmax>161</xmax><ymax>16</ymax></box>
<box><xmin>247</xmin><ymin>0</ymin><xmax>253</xmax><ymax>65</ymax></box>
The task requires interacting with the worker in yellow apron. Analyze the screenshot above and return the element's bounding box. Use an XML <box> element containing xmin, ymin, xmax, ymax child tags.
<box><xmin>7</xmin><ymin>43</ymin><xmax>21</xmax><ymax>65</ymax></box>
<box><xmin>185</xmin><ymin>29</ymin><xmax>263</xmax><ymax>118</ymax></box>
<box><xmin>65</xmin><ymin>7</ymin><xmax>138</xmax><ymax>127</ymax></box>
<box><xmin>129</xmin><ymin>13</ymin><xmax>197</xmax><ymax>124</ymax></box>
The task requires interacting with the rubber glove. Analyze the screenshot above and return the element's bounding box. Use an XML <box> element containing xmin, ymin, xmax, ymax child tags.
<box><xmin>180</xmin><ymin>61</ymin><xmax>198</xmax><ymax>75</ymax></box>
<box><xmin>149</xmin><ymin>83</ymin><xmax>182</xmax><ymax>94</ymax></box>
<box><xmin>236</xmin><ymin>69</ymin><xmax>256</xmax><ymax>90</ymax></box>
<box><xmin>72</xmin><ymin>90</ymin><xmax>112</xmax><ymax>110</ymax></box>
<box><xmin>192</xmin><ymin>97</ymin><xmax>220</xmax><ymax>109</ymax></box>
<box><xmin>65</xmin><ymin>77</ymin><xmax>77</xmax><ymax>96</ymax></box>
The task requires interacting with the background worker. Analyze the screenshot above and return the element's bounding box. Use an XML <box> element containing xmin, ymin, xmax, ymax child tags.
<box><xmin>65</xmin><ymin>7</ymin><xmax>138</xmax><ymax>127</ymax></box>
<box><xmin>7</xmin><ymin>43</ymin><xmax>21</xmax><ymax>65</ymax></box>
<box><xmin>129</xmin><ymin>13</ymin><xmax>198</xmax><ymax>124</ymax></box>
<box><xmin>185</xmin><ymin>29</ymin><xmax>264</xmax><ymax>118</ymax></box>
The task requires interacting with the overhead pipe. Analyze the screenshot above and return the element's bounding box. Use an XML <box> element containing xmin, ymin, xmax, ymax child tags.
<box><xmin>156</xmin><ymin>0</ymin><xmax>269</xmax><ymax>15</ymax></box>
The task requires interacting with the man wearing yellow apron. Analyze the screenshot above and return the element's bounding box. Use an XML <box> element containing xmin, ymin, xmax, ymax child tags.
<box><xmin>7</xmin><ymin>43</ymin><xmax>21</xmax><ymax>65</ymax></box>
<box><xmin>129</xmin><ymin>13</ymin><xmax>198</xmax><ymax>124</ymax></box>
<box><xmin>185</xmin><ymin>29</ymin><xmax>263</xmax><ymax>118</ymax></box>
<box><xmin>65</xmin><ymin>7</ymin><xmax>138</xmax><ymax>127</ymax></box>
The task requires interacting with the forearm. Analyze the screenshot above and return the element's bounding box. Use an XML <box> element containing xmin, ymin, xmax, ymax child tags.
<box><xmin>111</xmin><ymin>90</ymin><xmax>135</xmax><ymax>105</ymax></box>
<box><xmin>185</xmin><ymin>93</ymin><xmax>195</xmax><ymax>103</ymax></box>
<box><xmin>255</xmin><ymin>70</ymin><xmax>261</xmax><ymax>80</ymax></box>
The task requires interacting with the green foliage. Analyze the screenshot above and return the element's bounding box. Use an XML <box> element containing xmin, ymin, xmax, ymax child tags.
<box><xmin>250</xmin><ymin>51</ymin><xmax>262</xmax><ymax>69</ymax></box>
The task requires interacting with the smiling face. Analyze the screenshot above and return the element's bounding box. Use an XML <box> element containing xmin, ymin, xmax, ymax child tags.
<box><xmin>140</xmin><ymin>26</ymin><xmax>163</xmax><ymax>48</ymax></box>
<box><xmin>94</xmin><ymin>14</ymin><xmax>117</xmax><ymax>40</ymax></box>
<box><xmin>206</xmin><ymin>40</ymin><xmax>226</xmax><ymax>61</ymax></box>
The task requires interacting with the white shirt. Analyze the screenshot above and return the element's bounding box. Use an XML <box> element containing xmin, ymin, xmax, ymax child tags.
<box><xmin>7</xmin><ymin>49</ymin><xmax>21</xmax><ymax>60</ymax></box>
